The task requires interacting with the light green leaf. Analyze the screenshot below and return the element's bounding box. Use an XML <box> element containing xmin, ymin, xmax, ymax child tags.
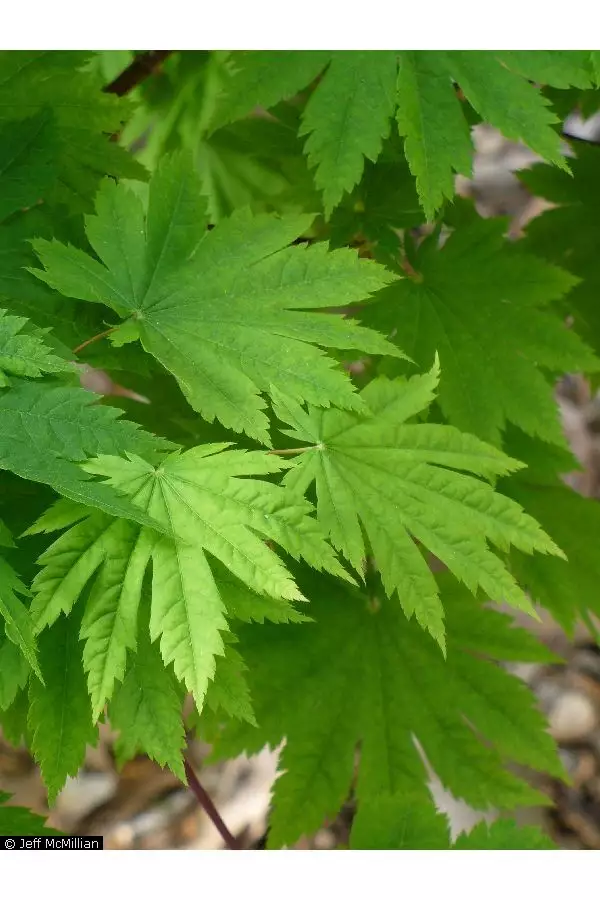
<box><xmin>31</xmin><ymin>155</ymin><xmax>399</xmax><ymax>443</ymax></box>
<box><xmin>30</xmin><ymin>443</ymin><xmax>344</xmax><ymax>712</ymax></box>
<box><xmin>80</xmin><ymin>521</ymin><xmax>151</xmax><ymax>718</ymax></box>
<box><xmin>274</xmin><ymin>364</ymin><xmax>561</xmax><ymax>647</ymax></box>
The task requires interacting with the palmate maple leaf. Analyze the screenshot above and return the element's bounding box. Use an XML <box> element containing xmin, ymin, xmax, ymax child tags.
<box><xmin>208</xmin><ymin>573</ymin><xmax>564</xmax><ymax>849</ymax></box>
<box><xmin>272</xmin><ymin>360</ymin><xmax>563</xmax><ymax>648</ymax></box>
<box><xmin>28</xmin><ymin>443</ymin><xmax>347</xmax><ymax>718</ymax></box>
<box><xmin>360</xmin><ymin>215</ymin><xmax>599</xmax><ymax>447</ymax></box>
<box><xmin>30</xmin><ymin>153</ymin><xmax>399</xmax><ymax>444</ymax></box>
<box><xmin>213</xmin><ymin>50</ymin><xmax>595</xmax><ymax>218</ymax></box>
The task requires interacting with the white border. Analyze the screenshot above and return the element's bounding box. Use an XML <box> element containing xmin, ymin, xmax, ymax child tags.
<box><xmin>3</xmin><ymin>848</ymin><xmax>600</xmax><ymax>900</ymax></box>
<box><xmin>0</xmin><ymin>4</ymin><xmax>598</xmax><ymax>51</ymax></box>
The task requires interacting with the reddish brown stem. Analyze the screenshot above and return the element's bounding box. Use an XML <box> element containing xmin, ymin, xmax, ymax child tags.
<box><xmin>104</xmin><ymin>51</ymin><xmax>173</xmax><ymax>96</ymax></box>
<box><xmin>72</xmin><ymin>327</ymin><xmax>118</xmax><ymax>356</ymax></box>
<box><xmin>184</xmin><ymin>759</ymin><xmax>241</xmax><ymax>850</ymax></box>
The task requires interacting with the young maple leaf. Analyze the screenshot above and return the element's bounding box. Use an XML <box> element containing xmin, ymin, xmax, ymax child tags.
<box><xmin>214</xmin><ymin>50</ymin><xmax>594</xmax><ymax>218</ymax></box>
<box><xmin>361</xmin><ymin>216</ymin><xmax>599</xmax><ymax>447</ymax></box>
<box><xmin>208</xmin><ymin>573</ymin><xmax>564</xmax><ymax>849</ymax></box>
<box><xmin>28</xmin><ymin>444</ymin><xmax>347</xmax><ymax>717</ymax></box>
<box><xmin>30</xmin><ymin>153</ymin><xmax>399</xmax><ymax>444</ymax></box>
<box><xmin>272</xmin><ymin>360</ymin><xmax>563</xmax><ymax>648</ymax></box>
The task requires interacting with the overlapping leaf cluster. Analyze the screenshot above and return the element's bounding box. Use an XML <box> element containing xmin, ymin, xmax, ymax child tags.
<box><xmin>0</xmin><ymin>49</ymin><xmax>598</xmax><ymax>851</ymax></box>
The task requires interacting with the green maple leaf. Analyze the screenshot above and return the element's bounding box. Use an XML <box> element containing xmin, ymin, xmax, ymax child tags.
<box><xmin>109</xmin><ymin>598</ymin><xmax>186</xmax><ymax>779</ymax></box>
<box><xmin>123</xmin><ymin>52</ymin><xmax>318</xmax><ymax>221</ymax></box>
<box><xmin>396</xmin><ymin>50</ymin><xmax>581</xmax><ymax>219</ymax></box>
<box><xmin>0</xmin><ymin>791</ymin><xmax>62</xmax><ymax>836</ymax></box>
<box><xmin>273</xmin><ymin>361</ymin><xmax>562</xmax><ymax>647</ymax></box>
<box><xmin>0</xmin><ymin>111</ymin><xmax>57</xmax><ymax>223</ymax></box>
<box><xmin>210</xmin><ymin>559</ymin><xmax>310</xmax><ymax>626</ymax></box>
<box><xmin>30</xmin><ymin>153</ymin><xmax>398</xmax><ymax>443</ymax></box>
<box><xmin>28</xmin><ymin>609</ymin><xmax>97</xmax><ymax>803</ymax></box>
<box><xmin>0</xmin><ymin>308</ymin><xmax>70</xmax><ymax>385</ymax></box>
<box><xmin>329</xmin><ymin>141</ymin><xmax>423</xmax><ymax>261</ymax></box>
<box><xmin>0</xmin><ymin>378</ymin><xmax>173</xmax><ymax>528</ymax></box>
<box><xmin>215</xmin><ymin>50</ymin><xmax>591</xmax><ymax>218</ymax></box>
<box><xmin>199</xmin><ymin>113</ymin><xmax>319</xmax><ymax>222</ymax></box>
<box><xmin>29</xmin><ymin>443</ymin><xmax>346</xmax><ymax>715</ymax></box>
<box><xmin>209</xmin><ymin>573</ymin><xmax>563</xmax><ymax>848</ymax></box>
<box><xmin>0</xmin><ymin>555</ymin><xmax>41</xmax><ymax>682</ymax></box>
<box><xmin>520</xmin><ymin>142</ymin><xmax>600</xmax><ymax>357</ymax></box>
<box><xmin>0</xmin><ymin>632</ymin><xmax>30</xmax><ymax>710</ymax></box>
<box><xmin>27</xmin><ymin>504</ymin><xmax>148</xmax><ymax>719</ymax></box>
<box><xmin>298</xmin><ymin>51</ymin><xmax>399</xmax><ymax>218</ymax></box>
<box><xmin>500</xmin><ymin>430</ymin><xmax>600</xmax><ymax>634</ymax></box>
<box><xmin>0</xmin><ymin>687</ymin><xmax>28</xmax><ymax>745</ymax></box>
<box><xmin>350</xmin><ymin>794</ymin><xmax>451</xmax><ymax>849</ymax></box>
<box><xmin>204</xmin><ymin>640</ymin><xmax>256</xmax><ymax>724</ymax></box>
<box><xmin>350</xmin><ymin>795</ymin><xmax>555</xmax><ymax>849</ymax></box>
<box><xmin>0</xmin><ymin>378</ymin><xmax>173</xmax><ymax>530</ymax></box>
<box><xmin>0</xmin><ymin>51</ymin><xmax>146</xmax><ymax>213</ymax></box>
<box><xmin>361</xmin><ymin>216</ymin><xmax>599</xmax><ymax>446</ymax></box>
<box><xmin>497</xmin><ymin>51</ymin><xmax>594</xmax><ymax>89</ymax></box>
<box><xmin>452</xmin><ymin>818</ymin><xmax>556</xmax><ymax>850</ymax></box>
<box><xmin>0</xmin><ymin>212</ymin><xmax>99</xmax><ymax>355</ymax></box>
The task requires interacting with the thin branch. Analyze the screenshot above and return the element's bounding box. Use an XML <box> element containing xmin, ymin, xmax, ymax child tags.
<box><xmin>104</xmin><ymin>51</ymin><xmax>173</xmax><ymax>97</ymax></box>
<box><xmin>72</xmin><ymin>327</ymin><xmax>118</xmax><ymax>356</ymax></box>
<box><xmin>184</xmin><ymin>759</ymin><xmax>241</xmax><ymax>850</ymax></box>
